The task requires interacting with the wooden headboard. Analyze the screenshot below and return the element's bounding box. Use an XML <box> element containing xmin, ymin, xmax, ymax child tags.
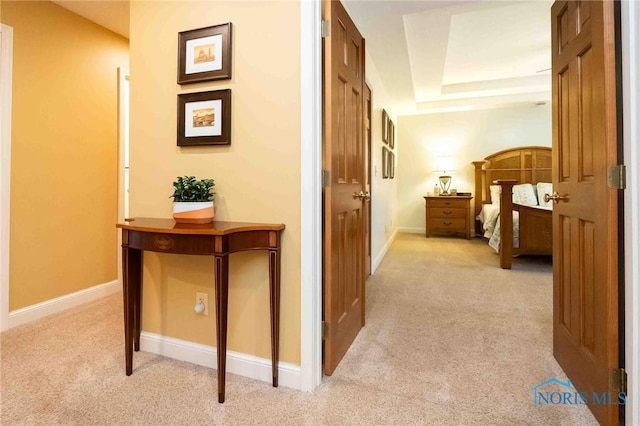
<box><xmin>472</xmin><ymin>146</ymin><xmax>552</xmax><ymax>220</ymax></box>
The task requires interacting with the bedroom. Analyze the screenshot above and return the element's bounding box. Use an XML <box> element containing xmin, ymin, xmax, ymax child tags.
<box><xmin>342</xmin><ymin>1</ymin><xmax>554</xmax><ymax>264</ymax></box>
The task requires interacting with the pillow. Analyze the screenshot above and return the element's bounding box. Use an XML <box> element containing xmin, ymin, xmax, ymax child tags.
<box><xmin>536</xmin><ymin>182</ymin><xmax>553</xmax><ymax>208</ymax></box>
<box><xmin>512</xmin><ymin>183</ymin><xmax>538</xmax><ymax>206</ymax></box>
<box><xmin>489</xmin><ymin>185</ymin><xmax>501</xmax><ymax>205</ymax></box>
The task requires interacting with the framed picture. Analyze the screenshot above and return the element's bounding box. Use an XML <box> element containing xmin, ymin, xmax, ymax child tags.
<box><xmin>382</xmin><ymin>147</ymin><xmax>389</xmax><ymax>179</ymax></box>
<box><xmin>388</xmin><ymin>151</ymin><xmax>395</xmax><ymax>179</ymax></box>
<box><xmin>382</xmin><ymin>109</ymin><xmax>389</xmax><ymax>144</ymax></box>
<box><xmin>389</xmin><ymin>121</ymin><xmax>395</xmax><ymax>149</ymax></box>
<box><xmin>178</xmin><ymin>23</ymin><xmax>232</xmax><ymax>84</ymax></box>
<box><xmin>177</xmin><ymin>89</ymin><xmax>231</xmax><ymax>146</ymax></box>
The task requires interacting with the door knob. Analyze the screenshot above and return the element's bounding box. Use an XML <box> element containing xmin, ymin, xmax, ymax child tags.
<box><xmin>362</xmin><ymin>191</ymin><xmax>370</xmax><ymax>201</ymax></box>
<box><xmin>352</xmin><ymin>191</ymin><xmax>369</xmax><ymax>201</ymax></box>
<box><xmin>544</xmin><ymin>191</ymin><xmax>569</xmax><ymax>204</ymax></box>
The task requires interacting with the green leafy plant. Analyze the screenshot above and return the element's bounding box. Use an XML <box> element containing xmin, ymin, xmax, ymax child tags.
<box><xmin>170</xmin><ymin>176</ymin><xmax>215</xmax><ymax>202</ymax></box>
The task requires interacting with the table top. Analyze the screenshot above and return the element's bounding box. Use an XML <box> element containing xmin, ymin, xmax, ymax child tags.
<box><xmin>117</xmin><ymin>217</ymin><xmax>285</xmax><ymax>235</ymax></box>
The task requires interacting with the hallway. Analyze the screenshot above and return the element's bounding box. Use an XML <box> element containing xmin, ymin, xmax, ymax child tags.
<box><xmin>1</xmin><ymin>234</ymin><xmax>597</xmax><ymax>425</ymax></box>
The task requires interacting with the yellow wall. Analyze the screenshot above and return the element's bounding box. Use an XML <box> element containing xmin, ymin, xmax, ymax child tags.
<box><xmin>2</xmin><ymin>1</ymin><xmax>129</xmax><ymax>310</ymax></box>
<box><xmin>129</xmin><ymin>1</ymin><xmax>301</xmax><ymax>364</ymax></box>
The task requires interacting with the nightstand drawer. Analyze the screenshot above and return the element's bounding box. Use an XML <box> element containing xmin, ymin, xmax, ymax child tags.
<box><xmin>428</xmin><ymin>218</ymin><xmax>466</xmax><ymax>231</ymax></box>
<box><xmin>429</xmin><ymin>208</ymin><xmax>466</xmax><ymax>218</ymax></box>
<box><xmin>428</xmin><ymin>198</ymin><xmax>468</xmax><ymax>209</ymax></box>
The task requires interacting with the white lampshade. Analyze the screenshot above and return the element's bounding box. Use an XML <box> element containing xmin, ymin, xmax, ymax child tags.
<box><xmin>434</xmin><ymin>156</ymin><xmax>456</xmax><ymax>173</ymax></box>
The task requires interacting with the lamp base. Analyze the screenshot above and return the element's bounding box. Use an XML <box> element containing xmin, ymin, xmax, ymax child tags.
<box><xmin>439</xmin><ymin>175</ymin><xmax>452</xmax><ymax>195</ymax></box>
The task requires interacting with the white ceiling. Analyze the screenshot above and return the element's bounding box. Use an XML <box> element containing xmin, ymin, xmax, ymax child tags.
<box><xmin>52</xmin><ymin>0</ymin><xmax>129</xmax><ymax>39</ymax></box>
<box><xmin>344</xmin><ymin>0</ymin><xmax>553</xmax><ymax>114</ymax></box>
<box><xmin>48</xmin><ymin>0</ymin><xmax>550</xmax><ymax>114</ymax></box>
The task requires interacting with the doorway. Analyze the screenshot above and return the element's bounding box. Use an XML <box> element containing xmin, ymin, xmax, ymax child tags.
<box><xmin>0</xmin><ymin>23</ymin><xmax>13</xmax><ymax>332</ymax></box>
<box><xmin>117</xmin><ymin>67</ymin><xmax>130</xmax><ymax>287</ymax></box>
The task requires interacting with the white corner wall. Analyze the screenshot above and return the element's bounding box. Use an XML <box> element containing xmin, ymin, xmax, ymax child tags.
<box><xmin>366</xmin><ymin>50</ymin><xmax>399</xmax><ymax>272</ymax></box>
<box><xmin>396</xmin><ymin>105</ymin><xmax>551</xmax><ymax>233</ymax></box>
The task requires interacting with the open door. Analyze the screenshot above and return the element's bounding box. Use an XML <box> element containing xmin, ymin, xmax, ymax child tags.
<box><xmin>322</xmin><ymin>0</ymin><xmax>366</xmax><ymax>375</ymax></box>
<box><xmin>364</xmin><ymin>84</ymin><xmax>372</xmax><ymax>280</ymax></box>
<box><xmin>551</xmin><ymin>1</ymin><xmax>622</xmax><ymax>424</ymax></box>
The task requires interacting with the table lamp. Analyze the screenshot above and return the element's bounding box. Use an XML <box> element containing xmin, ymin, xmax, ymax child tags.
<box><xmin>434</xmin><ymin>156</ymin><xmax>456</xmax><ymax>195</ymax></box>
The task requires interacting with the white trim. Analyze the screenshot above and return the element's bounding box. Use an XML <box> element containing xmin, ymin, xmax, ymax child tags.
<box><xmin>397</xmin><ymin>227</ymin><xmax>425</xmax><ymax>234</ymax></box>
<box><xmin>622</xmin><ymin>2</ymin><xmax>639</xmax><ymax>425</ymax></box>
<box><xmin>8</xmin><ymin>280</ymin><xmax>119</xmax><ymax>328</ymax></box>
<box><xmin>116</xmin><ymin>67</ymin><xmax>129</xmax><ymax>294</ymax></box>
<box><xmin>299</xmin><ymin>0</ymin><xmax>323</xmax><ymax>392</ymax></box>
<box><xmin>140</xmin><ymin>332</ymin><xmax>302</xmax><ymax>390</ymax></box>
<box><xmin>0</xmin><ymin>24</ymin><xmax>13</xmax><ymax>332</ymax></box>
<box><xmin>371</xmin><ymin>228</ymin><xmax>398</xmax><ymax>274</ymax></box>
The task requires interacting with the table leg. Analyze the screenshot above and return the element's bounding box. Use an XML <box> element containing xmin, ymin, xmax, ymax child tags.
<box><xmin>214</xmin><ymin>254</ymin><xmax>229</xmax><ymax>403</ymax></box>
<box><xmin>268</xmin><ymin>249</ymin><xmax>281</xmax><ymax>388</ymax></box>
<box><xmin>122</xmin><ymin>247</ymin><xmax>141</xmax><ymax>376</ymax></box>
<box><xmin>134</xmin><ymin>252</ymin><xmax>143</xmax><ymax>352</ymax></box>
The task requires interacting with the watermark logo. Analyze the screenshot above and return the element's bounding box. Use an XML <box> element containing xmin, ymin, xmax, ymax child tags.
<box><xmin>528</xmin><ymin>378</ymin><xmax>626</xmax><ymax>407</ymax></box>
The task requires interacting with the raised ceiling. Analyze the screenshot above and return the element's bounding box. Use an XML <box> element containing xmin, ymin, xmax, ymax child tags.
<box><xmin>344</xmin><ymin>0</ymin><xmax>553</xmax><ymax>114</ymax></box>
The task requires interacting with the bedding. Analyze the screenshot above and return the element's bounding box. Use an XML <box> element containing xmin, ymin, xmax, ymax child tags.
<box><xmin>477</xmin><ymin>203</ymin><xmax>552</xmax><ymax>253</ymax></box>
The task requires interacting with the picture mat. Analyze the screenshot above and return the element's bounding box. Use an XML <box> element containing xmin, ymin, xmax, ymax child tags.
<box><xmin>185</xmin><ymin>35</ymin><xmax>223</xmax><ymax>74</ymax></box>
<box><xmin>185</xmin><ymin>99</ymin><xmax>222</xmax><ymax>137</ymax></box>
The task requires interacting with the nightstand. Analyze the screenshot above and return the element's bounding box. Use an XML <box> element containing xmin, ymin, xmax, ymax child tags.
<box><xmin>424</xmin><ymin>195</ymin><xmax>473</xmax><ymax>239</ymax></box>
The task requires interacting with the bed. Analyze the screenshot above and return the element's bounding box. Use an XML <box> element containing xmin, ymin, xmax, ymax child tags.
<box><xmin>472</xmin><ymin>147</ymin><xmax>553</xmax><ymax>269</ymax></box>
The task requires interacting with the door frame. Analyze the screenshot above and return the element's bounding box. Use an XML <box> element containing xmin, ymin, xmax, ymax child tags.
<box><xmin>621</xmin><ymin>1</ymin><xmax>640</xmax><ymax>423</ymax></box>
<box><xmin>299</xmin><ymin>0</ymin><xmax>323</xmax><ymax>392</ymax></box>
<box><xmin>116</xmin><ymin>67</ymin><xmax>129</xmax><ymax>291</ymax></box>
<box><xmin>0</xmin><ymin>24</ymin><xmax>13</xmax><ymax>332</ymax></box>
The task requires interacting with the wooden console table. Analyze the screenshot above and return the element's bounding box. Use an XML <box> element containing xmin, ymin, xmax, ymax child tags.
<box><xmin>116</xmin><ymin>217</ymin><xmax>285</xmax><ymax>403</ymax></box>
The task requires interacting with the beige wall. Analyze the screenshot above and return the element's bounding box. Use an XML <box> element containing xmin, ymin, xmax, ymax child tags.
<box><xmin>129</xmin><ymin>1</ymin><xmax>301</xmax><ymax>364</ymax></box>
<box><xmin>397</xmin><ymin>105</ymin><xmax>552</xmax><ymax>232</ymax></box>
<box><xmin>2</xmin><ymin>1</ymin><xmax>129</xmax><ymax>310</ymax></box>
<box><xmin>365</xmin><ymin>50</ymin><xmax>399</xmax><ymax>270</ymax></box>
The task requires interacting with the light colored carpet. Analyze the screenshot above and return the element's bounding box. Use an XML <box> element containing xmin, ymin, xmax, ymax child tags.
<box><xmin>1</xmin><ymin>233</ymin><xmax>598</xmax><ymax>425</ymax></box>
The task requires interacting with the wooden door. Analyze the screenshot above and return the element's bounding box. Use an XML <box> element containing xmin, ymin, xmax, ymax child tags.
<box><xmin>364</xmin><ymin>84</ymin><xmax>372</xmax><ymax>280</ymax></box>
<box><xmin>551</xmin><ymin>1</ymin><xmax>621</xmax><ymax>424</ymax></box>
<box><xmin>322</xmin><ymin>0</ymin><xmax>366</xmax><ymax>375</ymax></box>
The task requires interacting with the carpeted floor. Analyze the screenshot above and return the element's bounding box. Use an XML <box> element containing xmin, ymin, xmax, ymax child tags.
<box><xmin>1</xmin><ymin>233</ymin><xmax>598</xmax><ymax>425</ymax></box>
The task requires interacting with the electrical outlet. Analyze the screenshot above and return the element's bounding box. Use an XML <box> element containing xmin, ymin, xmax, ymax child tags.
<box><xmin>195</xmin><ymin>292</ymin><xmax>209</xmax><ymax>316</ymax></box>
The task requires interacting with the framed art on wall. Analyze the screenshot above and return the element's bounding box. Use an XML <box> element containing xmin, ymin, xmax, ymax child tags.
<box><xmin>388</xmin><ymin>151</ymin><xmax>395</xmax><ymax>179</ymax></box>
<box><xmin>382</xmin><ymin>147</ymin><xmax>389</xmax><ymax>179</ymax></box>
<box><xmin>178</xmin><ymin>23</ymin><xmax>232</xmax><ymax>84</ymax></box>
<box><xmin>388</xmin><ymin>121</ymin><xmax>395</xmax><ymax>149</ymax></box>
<box><xmin>382</xmin><ymin>109</ymin><xmax>389</xmax><ymax>144</ymax></box>
<box><xmin>177</xmin><ymin>89</ymin><xmax>231</xmax><ymax>146</ymax></box>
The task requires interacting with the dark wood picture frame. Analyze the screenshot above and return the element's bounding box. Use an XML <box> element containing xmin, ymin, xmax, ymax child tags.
<box><xmin>389</xmin><ymin>121</ymin><xmax>395</xmax><ymax>149</ymax></box>
<box><xmin>177</xmin><ymin>89</ymin><xmax>231</xmax><ymax>146</ymax></box>
<box><xmin>388</xmin><ymin>151</ymin><xmax>395</xmax><ymax>179</ymax></box>
<box><xmin>382</xmin><ymin>109</ymin><xmax>389</xmax><ymax>144</ymax></box>
<box><xmin>382</xmin><ymin>147</ymin><xmax>389</xmax><ymax>179</ymax></box>
<box><xmin>178</xmin><ymin>23</ymin><xmax>232</xmax><ymax>84</ymax></box>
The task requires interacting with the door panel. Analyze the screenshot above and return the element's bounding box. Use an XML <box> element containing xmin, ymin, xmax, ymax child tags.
<box><xmin>323</xmin><ymin>0</ymin><xmax>366</xmax><ymax>375</ymax></box>
<box><xmin>364</xmin><ymin>84</ymin><xmax>372</xmax><ymax>280</ymax></box>
<box><xmin>551</xmin><ymin>1</ymin><xmax>620</xmax><ymax>424</ymax></box>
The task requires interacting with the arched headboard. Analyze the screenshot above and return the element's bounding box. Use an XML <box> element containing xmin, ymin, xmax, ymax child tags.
<box><xmin>472</xmin><ymin>146</ymin><xmax>552</xmax><ymax>221</ymax></box>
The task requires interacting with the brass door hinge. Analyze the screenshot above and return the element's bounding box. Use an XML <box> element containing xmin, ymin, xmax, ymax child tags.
<box><xmin>607</xmin><ymin>164</ymin><xmax>627</xmax><ymax>189</ymax></box>
<box><xmin>322</xmin><ymin>321</ymin><xmax>328</xmax><ymax>340</ymax></box>
<box><xmin>321</xmin><ymin>20</ymin><xmax>330</xmax><ymax>38</ymax></box>
<box><xmin>611</xmin><ymin>368</ymin><xmax>627</xmax><ymax>394</ymax></box>
<box><xmin>322</xmin><ymin>170</ymin><xmax>330</xmax><ymax>188</ymax></box>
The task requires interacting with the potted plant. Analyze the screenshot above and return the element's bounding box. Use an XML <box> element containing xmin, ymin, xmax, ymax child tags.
<box><xmin>170</xmin><ymin>176</ymin><xmax>216</xmax><ymax>224</ymax></box>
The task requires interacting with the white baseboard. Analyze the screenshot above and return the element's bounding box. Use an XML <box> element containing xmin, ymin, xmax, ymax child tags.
<box><xmin>397</xmin><ymin>227</ymin><xmax>425</xmax><ymax>234</ymax></box>
<box><xmin>8</xmin><ymin>279</ymin><xmax>120</xmax><ymax>328</ymax></box>
<box><xmin>140</xmin><ymin>331</ymin><xmax>302</xmax><ymax>390</ymax></box>
<box><xmin>372</xmin><ymin>227</ymin><xmax>399</xmax><ymax>274</ymax></box>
